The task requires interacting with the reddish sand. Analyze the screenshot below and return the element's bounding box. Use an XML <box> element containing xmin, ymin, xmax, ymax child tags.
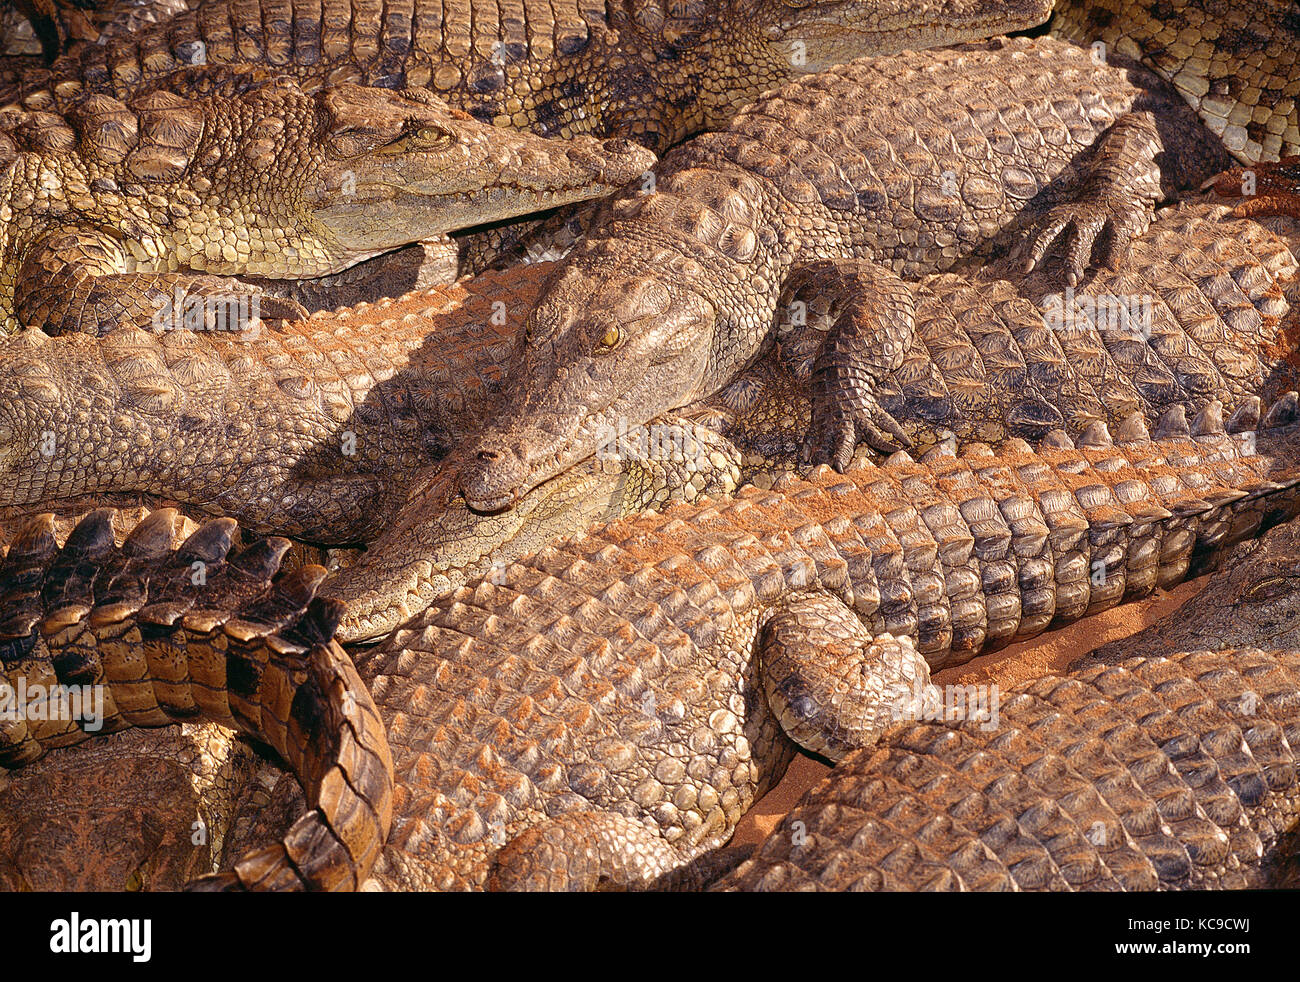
<box><xmin>730</xmin><ymin>575</ymin><xmax>1206</xmax><ymax>847</ymax></box>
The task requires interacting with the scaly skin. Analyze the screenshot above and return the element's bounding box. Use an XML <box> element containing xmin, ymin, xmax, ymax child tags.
<box><xmin>10</xmin><ymin>401</ymin><xmax>1300</xmax><ymax>889</ymax></box>
<box><xmin>714</xmin><ymin>647</ymin><xmax>1300</xmax><ymax>891</ymax></box>
<box><xmin>1087</xmin><ymin>518</ymin><xmax>1300</xmax><ymax>664</ymax></box>
<box><xmin>1052</xmin><ymin>0</ymin><xmax>1300</xmax><ymax>163</ymax></box>
<box><xmin>8</xmin><ymin>194</ymin><xmax>1300</xmax><ymax>630</ymax></box>
<box><xmin>0</xmin><ymin>721</ymin><xmax>262</xmax><ymax>891</ymax></box>
<box><xmin>342</xmin><ymin>188</ymin><xmax>1300</xmax><ymax>637</ymax></box>
<box><xmin>453</xmin><ymin>35</ymin><xmax>1234</xmax><ymax>514</ymax></box>
<box><xmin>0</xmin><ymin>72</ymin><xmax>655</xmax><ymax>335</ymax></box>
<box><xmin>0</xmin><ymin>1</ymin><xmax>1055</xmax><ymax>310</ymax></box>
<box><xmin>0</xmin><ymin>269</ymin><xmax>533</xmax><ymax>542</ymax></box>
<box><xmin>12</xmin><ymin>0</ymin><xmax>1056</xmax><ymax>153</ymax></box>
<box><xmin>348</xmin><ymin>397</ymin><xmax>1300</xmax><ymax>889</ymax></box>
<box><xmin>0</xmin><ymin>508</ymin><xmax>394</xmax><ymax>891</ymax></box>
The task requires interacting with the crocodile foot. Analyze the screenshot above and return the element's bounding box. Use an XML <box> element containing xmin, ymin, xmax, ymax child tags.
<box><xmin>1014</xmin><ymin>109</ymin><xmax>1170</xmax><ymax>284</ymax></box>
<box><xmin>776</xmin><ymin>259</ymin><xmax>916</xmax><ymax>471</ymax></box>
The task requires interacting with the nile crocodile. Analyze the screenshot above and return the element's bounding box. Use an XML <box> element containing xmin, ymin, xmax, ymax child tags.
<box><xmin>453</xmin><ymin>35</ymin><xmax>1236</xmax><ymax>517</ymax></box>
<box><xmin>6</xmin><ymin>186</ymin><xmax>1299</xmax><ymax>634</ymax></box>
<box><xmin>0</xmin><ymin>1</ymin><xmax>1058</xmax><ymax>317</ymax></box>
<box><xmin>11</xmin><ymin>0</ymin><xmax>1055</xmax><ymax>152</ymax></box>
<box><xmin>0</xmin><ymin>72</ymin><xmax>656</xmax><ymax>335</ymax></box>
<box><xmin>337</xmin><ymin>182</ymin><xmax>1300</xmax><ymax>638</ymax></box>
<box><xmin>11</xmin><ymin>396</ymin><xmax>1300</xmax><ymax>890</ymax></box>
<box><xmin>1052</xmin><ymin>0</ymin><xmax>1300</xmax><ymax>163</ymax></box>
<box><xmin>0</xmin><ymin>507</ymin><xmax>394</xmax><ymax>890</ymax></box>
<box><xmin>713</xmin><ymin>646</ymin><xmax>1300</xmax><ymax>890</ymax></box>
<box><xmin>315</xmin><ymin>394</ymin><xmax>1300</xmax><ymax>888</ymax></box>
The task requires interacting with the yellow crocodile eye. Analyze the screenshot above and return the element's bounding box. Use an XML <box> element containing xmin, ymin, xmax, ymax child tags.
<box><xmin>125</xmin><ymin>869</ymin><xmax>144</xmax><ymax>891</ymax></box>
<box><xmin>598</xmin><ymin>326</ymin><xmax>621</xmax><ymax>350</ymax></box>
<box><xmin>412</xmin><ymin>126</ymin><xmax>454</xmax><ymax>148</ymax></box>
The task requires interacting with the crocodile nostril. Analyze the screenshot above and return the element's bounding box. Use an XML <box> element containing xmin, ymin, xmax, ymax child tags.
<box><xmin>476</xmin><ymin>449</ymin><xmax>501</xmax><ymax>462</ymax></box>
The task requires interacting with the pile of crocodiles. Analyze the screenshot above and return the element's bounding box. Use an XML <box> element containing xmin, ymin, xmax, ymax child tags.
<box><xmin>2</xmin><ymin>0</ymin><xmax>1300</xmax><ymax>891</ymax></box>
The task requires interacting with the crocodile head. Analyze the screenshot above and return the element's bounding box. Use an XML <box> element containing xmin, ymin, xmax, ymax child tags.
<box><xmin>456</xmin><ymin>254</ymin><xmax>720</xmax><ymax>512</ymax></box>
<box><xmin>331</xmin><ymin>415</ymin><xmax>741</xmax><ymax>642</ymax></box>
<box><xmin>677</xmin><ymin>0</ymin><xmax>1055</xmax><ymax>131</ymax></box>
<box><xmin>305</xmin><ymin>85</ymin><xmax>657</xmax><ymax>266</ymax></box>
<box><xmin>748</xmin><ymin>0</ymin><xmax>1054</xmax><ymax>68</ymax></box>
<box><xmin>16</xmin><ymin>75</ymin><xmax>655</xmax><ymax>282</ymax></box>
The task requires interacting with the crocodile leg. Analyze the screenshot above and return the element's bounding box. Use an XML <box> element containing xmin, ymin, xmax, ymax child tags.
<box><xmin>776</xmin><ymin>259</ymin><xmax>918</xmax><ymax>469</ymax></box>
<box><xmin>1014</xmin><ymin>109</ymin><xmax>1168</xmax><ymax>283</ymax></box>
<box><xmin>17</xmin><ymin>226</ymin><xmax>308</xmax><ymax>335</ymax></box>
<box><xmin>717</xmin><ymin>648</ymin><xmax>1300</xmax><ymax>891</ymax></box>
<box><xmin>760</xmin><ymin>602</ymin><xmax>936</xmax><ymax>763</ymax></box>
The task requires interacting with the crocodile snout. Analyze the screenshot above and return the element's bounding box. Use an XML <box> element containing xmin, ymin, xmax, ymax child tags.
<box><xmin>458</xmin><ymin>442</ymin><xmax>528</xmax><ymax>513</ymax></box>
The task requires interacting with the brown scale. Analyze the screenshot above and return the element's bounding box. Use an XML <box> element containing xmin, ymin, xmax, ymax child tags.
<box><xmin>719</xmin><ymin>648</ymin><xmax>1300</xmax><ymax>891</ymax></box>
<box><xmin>0</xmin><ymin>507</ymin><xmax>394</xmax><ymax>891</ymax></box>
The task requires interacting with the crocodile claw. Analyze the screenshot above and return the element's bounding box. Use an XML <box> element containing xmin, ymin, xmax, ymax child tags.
<box><xmin>800</xmin><ymin>392</ymin><xmax>911</xmax><ymax>472</ymax></box>
<box><xmin>1017</xmin><ymin>191</ymin><xmax>1147</xmax><ymax>285</ymax></box>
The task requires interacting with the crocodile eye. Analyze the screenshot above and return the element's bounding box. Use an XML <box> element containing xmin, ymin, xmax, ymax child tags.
<box><xmin>1243</xmin><ymin>576</ymin><xmax>1294</xmax><ymax>603</ymax></box>
<box><xmin>597</xmin><ymin>326</ymin><xmax>622</xmax><ymax>351</ymax></box>
<box><xmin>125</xmin><ymin>868</ymin><xmax>144</xmax><ymax>891</ymax></box>
<box><xmin>407</xmin><ymin>125</ymin><xmax>455</xmax><ymax>150</ymax></box>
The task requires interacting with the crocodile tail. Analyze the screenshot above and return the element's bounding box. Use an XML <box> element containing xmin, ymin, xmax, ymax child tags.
<box><xmin>0</xmin><ymin>508</ymin><xmax>394</xmax><ymax>891</ymax></box>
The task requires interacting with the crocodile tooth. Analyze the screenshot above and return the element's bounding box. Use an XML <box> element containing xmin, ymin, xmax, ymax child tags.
<box><xmin>1225</xmin><ymin>397</ymin><xmax>1261</xmax><ymax>434</ymax></box>
<box><xmin>1153</xmin><ymin>405</ymin><xmax>1190</xmax><ymax>439</ymax></box>
<box><xmin>1190</xmin><ymin>400</ymin><xmax>1225</xmax><ymax>437</ymax></box>
<box><xmin>1077</xmin><ymin>421</ymin><xmax>1113</xmax><ymax>448</ymax></box>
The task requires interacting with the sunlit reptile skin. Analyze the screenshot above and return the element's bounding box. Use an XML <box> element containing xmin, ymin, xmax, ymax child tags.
<box><xmin>9</xmin><ymin>0</ymin><xmax>1054</xmax><ymax>152</ymax></box>
<box><xmin>1052</xmin><ymin>0</ymin><xmax>1300</xmax><ymax>163</ymax></box>
<box><xmin>0</xmin><ymin>508</ymin><xmax>394</xmax><ymax>891</ymax></box>
<box><xmin>348</xmin><ymin>402</ymin><xmax>1300</xmax><ymax>889</ymax></box>
<box><xmin>0</xmin><ymin>721</ymin><xmax>262</xmax><ymax>890</ymax></box>
<box><xmin>453</xmin><ymin>34</ymin><xmax>1235</xmax><ymax>514</ymax></box>
<box><xmin>9</xmin><ymin>399</ymin><xmax>1300</xmax><ymax>889</ymax></box>
<box><xmin>715</xmin><ymin>646</ymin><xmax>1300</xmax><ymax>891</ymax></box>
<box><xmin>0</xmin><ymin>72</ymin><xmax>656</xmax><ymax>335</ymax></box>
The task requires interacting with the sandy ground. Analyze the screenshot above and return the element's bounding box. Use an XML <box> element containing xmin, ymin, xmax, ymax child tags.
<box><xmin>730</xmin><ymin>574</ymin><xmax>1207</xmax><ymax>848</ymax></box>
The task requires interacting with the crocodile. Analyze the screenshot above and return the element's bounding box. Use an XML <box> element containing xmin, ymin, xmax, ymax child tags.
<box><xmin>12</xmin><ymin>396</ymin><xmax>1300</xmax><ymax>890</ymax></box>
<box><xmin>0</xmin><ymin>507</ymin><xmax>394</xmax><ymax>890</ymax></box>
<box><xmin>366</xmin><ymin>394</ymin><xmax>1300</xmax><ymax>888</ymax></box>
<box><xmin>337</xmin><ymin>184</ymin><xmax>1300</xmax><ymax>638</ymax></box>
<box><xmin>453</xmin><ymin>35</ymin><xmax>1236</xmax><ymax>516</ymax></box>
<box><xmin>712</xmin><ymin>646</ymin><xmax>1300</xmax><ymax>891</ymax></box>
<box><xmin>6</xmin><ymin>188</ymin><xmax>1299</xmax><ymax>632</ymax></box>
<box><xmin>1052</xmin><ymin>0</ymin><xmax>1300</xmax><ymax>164</ymax></box>
<box><xmin>9</xmin><ymin>0</ymin><xmax>1056</xmax><ymax>152</ymax></box>
<box><xmin>0</xmin><ymin>70</ymin><xmax>658</xmax><ymax>336</ymax></box>
<box><xmin>0</xmin><ymin>1</ymin><xmax>1061</xmax><ymax>317</ymax></box>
